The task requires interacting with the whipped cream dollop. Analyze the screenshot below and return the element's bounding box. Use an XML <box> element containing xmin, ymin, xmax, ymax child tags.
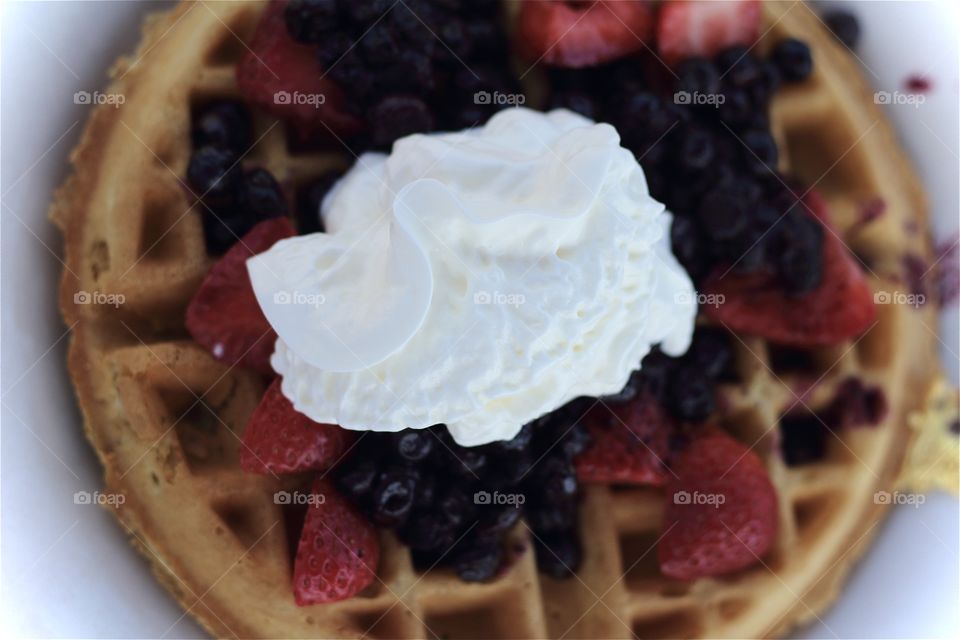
<box><xmin>248</xmin><ymin>108</ymin><xmax>696</xmax><ymax>446</ymax></box>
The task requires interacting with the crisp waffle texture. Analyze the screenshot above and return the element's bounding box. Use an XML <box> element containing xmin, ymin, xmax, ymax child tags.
<box><xmin>51</xmin><ymin>1</ymin><xmax>946</xmax><ymax>638</ymax></box>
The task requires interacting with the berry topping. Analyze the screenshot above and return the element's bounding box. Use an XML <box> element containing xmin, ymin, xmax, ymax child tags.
<box><xmin>292</xmin><ymin>478</ymin><xmax>379</xmax><ymax>605</ymax></box>
<box><xmin>702</xmin><ymin>191</ymin><xmax>877</xmax><ymax>347</ymax></box>
<box><xmin>367</xmin><ymin>94</ymin><xmax>435</xmax><ymax>148</ymax></box>
<box><xmin>238</xmin><ymin>168</ymin><xmax>288</xmax><ymax>220</ymax></box>
<box><xmin>237</xmin><ymin>0</ymin><xmax>361</xmax><ymax>137</ymax></box>
<box><xmin>239</xmin><ymin>378</ymin><xmax>352</xmax><ymax>474</ymax></box>
<box><xmin>192</xmin><ymin>100</ymin><xmax>253</xmax><ymax>153</ymax></box>
<box><xmin>659</xmin><ymin>429</ymin><xmax>778</xmax><ymax>580</ymax></box>
<box><xmin>185</xmin><ymin>218</ymin><xmax>295</xmax><ymax>374</ymax></box>
<box><xmin>517</xmin><ymin>0</ymin><xmax>653</xmax><ymax>69</ymax></box>
<box><xmin>656</xmin><ymin>0</ymin><xmax>762</xmax><ymax>66</ymax></box>
<box><xmin>284</xmin><ymin>0</ymin><xmax>339</xmax><ymax>43</ymax></box>
<box><xmin>822</xmin><ymin>10</ymin><xmax>860</xmax><ymax>49</ymax></box>
<box><xmin>575</xmin><ymin>391</ymin><xmax>674</xmax><ymax>485</ymax></box>
<box><xmin>771</xmin><ymin>38</ymin><xmax>813</xmax><ymax>82</ymax></box>
<box><xmin>535</xmin><ymin>530</ymin><xmax>583</xmax><ymax>579</ymax></box>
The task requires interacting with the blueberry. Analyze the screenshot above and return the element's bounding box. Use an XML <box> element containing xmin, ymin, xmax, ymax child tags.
<box><xmin>741</xmin><ymin>129</ymin><xmax>778</xmax><ymax>176</ymax></box>
<box><xmin>192</xmin><ymin>101</ymin><xmax>251</xmax><ymax>153</ymax></box>
<box><xmin>772</xmin><ymin>38</ymin><xmax>813</xmax><ymax>82</ymax></box>
<box><xmin>638</xmin><ymin>347</ymin><xmax>678</xmax><ymax>402</ymax></box>
<box><xmin>285</xmin><ymin>0</ymin><xmax>339</xmax><ymax>43</ymax></box>
<box><xmin>187</xmin><ymin>145</ymin><xmax>239</xmax><ymax>201</ymax></box>
<box><xmin>336</xmin><ymin>460</ymin><xmax>379</xmax><ymax>500</ymax></box>
<box><xmin>686</xmin><ymin>328</ymin><xmax>734</xmax><ymax>380</ymax></box>
<box><xmin>394</xmin><ymin>429</ymin><xmax>433</xmax><ymax>463</ymax></box>
<box><xmin>372</xmin><ymin>469</ymin><xmax>418</xmax><ymax>526</ymax></box>
<box><xmin>775</xmin><ymin>209</ymin><xmax>824</xmax><ymax>293</ymax></box>
<box><xmin>560</xmin><ymin>423</ymin><xmax>591</xmax><ymax>459</ymax></box>
<box><xmin>238</xmin><ymin>168</ymin><xmax>287</xmax><ymax>220</ymax></box>
<box><xmin>550</xmin><ymin>91</ymin><xmax>599</xmax><ymax>120</ymax></box>
<box><xmin>697</xmin><ymin>184</ymin><xmax>749</xmax><ymax>241</ymax></box>
<box><xmin>296</xmin><ymin>170</ymin><xmax>342</xmax><ymax>234</ymax></box>
<box><xmin>526</xmin><ymin>503</ymin><xmax>578</xmax><ymax>533</ymax></box>
<box><xmin>667</xmin><ymin>366</ymin><xmax>715</xmax><ymax>422</ymax></box>
<box><xmin>721</xmin><ymin>49</ymin><xmax>763</xmax><ymax>89</ymax></box>
<box><xmin>415</xmin><ymin>473</ymin><xmax>437</xmax><ymax>508</ymax></box>
<box><xmin>670</xmin><ymin>214</ymin><xmax>708</xmax><ymax>281</ymax></box>
<box><xmin>344</xmin><ymin>0</ymin><xmax>393</xmax><ymax>23</ymax></box>
<box><xmin>677</xmin><ymin>128</ymin><xmax>715</xmax><ymax>171</ymax></box>
<box><xmin>317</xmin><ymin>33</ymin><xmax>354</xmax><ymax>68</ymax></box>
<box><xmin>535</xmin><ymin>531</ymin><xmax>582</xmax><ymax>579</ymax></box>
<box><xmin>676</xmin><ymin>57</ymin><xmax>720</xmax><ymax>96</ymax></box>
<box><xmin>439</xmin><ymin>488</ymin><xmax>477</xmax><ymax>529</ymax></box>
<box><xmin>823</xmin><ymin>10</ymin><xmax>861</xmax><ymax>49</ymax></box>
<box><xmin>368</xmin><ymin>95</ymin><xmax>434</xmax><ymax>148</ymax></box>
<box><xmin>532</xmin><ymin>457</ymin><xmax>577</xmax><ymax>505</ymax></box>
<box><xmin>399</xmin><ymin>512</ymin><xmax>456</xmax><ymax>551</ymax></box>
<box><xmin>201</xmin><ymin>213</ymin><xmax>246</xmax><ymax>255</ymax></box>
<box><xmin>444</xmin><ymin>447</ymin><xmax>488</xmax><ymax>479</ymax></box>
<box><xmin>474</xmin><ymin>506</ymin><xmax>521</xmax><ymax>543</ymax></box>
<box><xmin>453</xmin><ymin>541</ymin><xmax>502</xmax><ymax>582</ymax></box>
<box><xmin>717</xmin><ymin>88</ymin><xmax>753</xmax><ymax>128</ymax></box>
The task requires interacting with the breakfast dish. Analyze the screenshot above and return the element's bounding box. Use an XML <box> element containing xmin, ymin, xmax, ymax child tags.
<box><xmin>51</xmin><ymin>1</ymin><xmax>957</xmax><ymax>638</ymax></box>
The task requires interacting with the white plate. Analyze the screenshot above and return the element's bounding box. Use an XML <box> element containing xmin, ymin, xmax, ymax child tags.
<box><xmin>1</xmin><ymin>1</ymin><xmax>956</xmax><ymax>637</ymax></box>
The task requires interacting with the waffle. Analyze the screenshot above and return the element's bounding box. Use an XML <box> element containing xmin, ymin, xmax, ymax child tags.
<box><xmin>51</xmin><ymin>1</ymin><xmax>949</xmax><ymax>638</ymax></box>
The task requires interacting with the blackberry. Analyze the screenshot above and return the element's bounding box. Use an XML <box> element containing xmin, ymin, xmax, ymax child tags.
<box><xmin>772</xmin><ymin>38</ymin><xmax>813</xmax><ymax>82</ymax></box>
<box><xmin>285</xmin><ymin>0</ymin><xmax>340</xmax><ymax>43</ymax></box>
<box><xmin>823</xmin><ymin>10</ymin><xmax>861</xmax><ymax>49</ymax></box>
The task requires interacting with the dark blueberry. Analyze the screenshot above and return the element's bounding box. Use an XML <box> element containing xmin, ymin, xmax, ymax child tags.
<box><xmin>329</xmin><ymin>51</ymin><xmax>377</xmax><ymax>102</ymax></box>
<box><xmin>336</xmin><ymin>460</ymin><xmax>379</xmax><ymax>500</ymax></box>
<box><xmin>715</xmin><ymin>45</ymin><xmax>751</xmax><ymax>77</ymax></box>
<box><xmin>490</xmin><ymin>423</ymin><xmax>534</xmax><ymax>456</ymax></box>
<box><xmin>284</xmin><ymin>0</ymin><xmax>339</xmax><ymax>43</ymax></box>
<box><xmin>667</xmin><ymin>366</ymin><xmax>715</xmax><ymax>422</ymax></box>
<box><xmin>238</xmin><ymin>168</ymin><xmax>287</xmax><ymax>220</ymax></box>
<box><xmin>535</xmin><ymin>531</ymin><xmax>582</xmax><ymax>579</ymax></box>
<box><xmin>343</xmin><ymin>0</ymin><xmax>393</xmax><ymax>23</ymax></box>
<box><xmin>750</xmin><ymin>60</ymin><xmax>781</xmax><ymax>106</ymax></box>
<box><xmin>772</xmin><ymin>38</ymin><xmax>813</xmax><ymax>82</ymax></box>
<box><xmin>670</xmin><ymin>214</ymin><xmax>708</xmax><ymax>281</ymax></box>
<box><xmin>464</xmin><ymin>20</ymin><xmax>503</xmax><ymax>56</ymax></box>
<box><xmin>446</xmin><ymin>447</ymin><xmax>488</xmax><ymax>479</ymax></box>
<box><xmin>452</xmin><ymin>541</ymin><xmax>502</xmax><ymax>582</ymax></box>
<box><xmin>434</xmin><ymin>17</ymin><xmax>472</xmax><ymax>63</ymax></box>
<box><xmin>368</xmin><ymin>95</ymin><xmax>434</xmax><ymax>148</ymax></box>
<box><xmin>823</xmin><ymin>10</ymin><xmax>861</xmax><ymax>49</ymax></box>
<box><xmin>550</xmin><ymin>91</ymin><xmax>598</xmax><ymax>120</ymax></box>
<box><xmin>774</xmin><ymin>210</ymin><xmax>824</xmax><ymax>293</ymax></box>
<box><xmin>296</xmin><ymin>170</ymin><xmax>342</xmax><ymax>234</ymax></box>
<box><xmin>399</xmin><ymin>512</ymin><xmax>456</xmax><ymax>551</ymax></box>
<box><xmin>697</xmin><ymin>184</ymin><xmax>750</xmax><ymax>241</ymax></box>
<box><xmin>638</xmin><ymin>347</ymin><xmax>679</xmax><ymax>403</ymax></box>
<box><xmin>187</xmin><ymin>145</ymin><xmax>240</xmax><ymax>201</ymax></box>
<box><xmin>394</xmin><ymin>429</ymin><xmax>433</xmax><ymax>463</ymax></box>
<box><xmin>717</xmin><ymin>88</ymin><xmax>753</xmax><ymax>128</ymax></box>
<box><xmin>201</xmin><ymin>213</ymin><xmax>246</xmax><ymax>255</ymax></box>
<box><xmin>526</xmin><ymin>503</ymin><xmax>578</xmax><ymax>533</ymax></box>
<box><xmin>723</xmin><ymin>50</ymin><xmax>764</xmax><ymax>89</ymax></box>
<box><xmin>192</xmin><ymin>101</ymin><xmax>252</xmax><ymax>153</ymax></box>
<box><xmin>560</xmin><ymin>422</ymin><xmax>591</xmax><ymax>458</ymax></box>
<box><xmin>359</xmin><ymin>23</ymin><xmax>401</xmax><ymax>66</ymax></box>
<box><xmin>676</xmin><ymin>57</ymin><xmax>720</xmax><ymax>97</ymax></box>
<box><xmin>371</xmin><ymin>468</ymin><xmax>418</xmax><ymax>526</ymax></box>
<box><xmin>474</xmin><ymin>506</ymin><xmax>521</xmax><ymax>543</ymax></box>
<box><xmin>686</xmin><ymin>328</ymin><xmax>734</xmax><ymax>380</ymax></box>
<box><xmin>601</xmin><ymin>370</ymin><xmax>643</xmax><ymax>404</ymax></box>
<box><xmin>386</xmin><ymin>50</ymin><xmax>436</xmax><ymax>93</ymax></box>
<box><xmin>619</xmin><ymin>92</ymin><xmax>678</xmax><ymax>142</ymax></box>
<box><xmin>741</xmin><ymin>129</ymin><xmax>778</xmax><ymax>176</ymax></box>
<box><xmin>439</xmin><ymin>488</ymin><xmax>477</xmax><ymax>529</ymax></box>
<box><xmin>677</xmin><ymin>128</ymin><xmax>715</xmax><ymax>171</ymax></box>
<box><xmin>731</xmin><ymin>226</ymin><xmax>771</xmax><ymax>274</ymax></box>
<box><xmin>317</xmin><ymin>33</ymin><xmax>354</xmax><ymax>68</ymax></box>
<box><xmin>532</xmin><ymin>457</ymin><xmax>577</xmax><ymax>505</ymax></box>
<box><xmin>415</xmin><ymin>473</ymin><xmax>436</xmax><ymax>508</ymax></box>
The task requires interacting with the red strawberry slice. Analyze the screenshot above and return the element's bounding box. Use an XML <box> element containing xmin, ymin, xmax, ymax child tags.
<box><xmin>239</xmin><ymin>378</ymin><xmax>353</xmax><ymax>474</ymax></box>
<box><xmin>186</xmin><ymin>217</ymin><xmax>294</xmax><ymax>375</ymax></box>
<box><xmin>517</xmin><ymin>0</ymin><xmax>654</xmax><ymax>69</ymax></box>
<box><xmin>293</xmin><ymin>478</ymin><xmax>379</xmax><ymax>605</ymax></box>
<box><xmin>656</xmin><ymin>0</ymin><xmax>762</xmax><ymax>66</ymax></box>
<box><xmin>702</xmin><ymin>192</ymin><xmax>877</xmax><ymax>347</ymax></box>
<box><xmin>237</xmin><ymin>0</ymin><xmax>362</xmax><ymax>137</ymax></box>
<box><xmin>575</xmin><ymin>391</ymin><xmax>674</xmax><ymax>485</ymax></box>
<box><xmin>659</xmin><ymin>428</ymin><xmax>778</xmax><ymax>580</ymax></box>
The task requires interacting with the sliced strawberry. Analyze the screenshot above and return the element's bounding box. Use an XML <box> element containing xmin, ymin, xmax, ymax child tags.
<box><xmin>703</xmin><ymin>192</ymin><xmax>876</xmax><ymax>347</ymax></box>
<box><xmin>517</xmin><ymin>0</ymin><xmax>654</xmax><ymax>69</ymax></box>
<box><xmin>659</xmin><ymin>428</ymin><xmax>778</xmax><ymax>580</ymax></box>
<box><xmin>293</xmin><ymin>478</ymin><xmax>379</xmax><ymax>605</ymax></box>
<box><xmin>237</xmin><ymin>0</ymin><xmax>362</xmax><ymax>137</ymax></box>
<box><xmin>575</xmin><ymin>391</ymin><xmax>674</xmax><ymax>485</ymax></box>
<box><xmin>185</xmin><ymin>217</ymin><xmax>295</xmax><ymax>375</ymax></box>
<box><xmin>656</xmin><ymin>0</ymin><xmax>761</xmax><ymax>66</ymax></box>
<box><xmin>239</xmin><ymin>378</ymin><xmax>353</xmax><ymax>474</ymax></box>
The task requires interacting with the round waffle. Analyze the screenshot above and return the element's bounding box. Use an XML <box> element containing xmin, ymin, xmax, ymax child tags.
<box><xmin>51</xmin><ymin>1</ymin><xmax>946</xmax><ymax>638</ymax></box>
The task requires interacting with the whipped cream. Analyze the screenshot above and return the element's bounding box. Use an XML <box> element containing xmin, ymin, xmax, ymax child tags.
<box><xmin>248</xmin><ymin>108</ymin><xmax>696</xmax><ymax>446</ymax></box>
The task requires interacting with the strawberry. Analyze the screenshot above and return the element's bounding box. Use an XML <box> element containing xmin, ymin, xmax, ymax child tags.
<box><xmin>517</xmin><ymin>0</ymin><xmax>654</xmax><ymax>69</ymax></box>
<box><xmin>236</xmin><ymin>0</ymin><xmax>362</xmax><ymax>137</ymax></box>
<box><xmin>293</xmin><ymin>478</ymin><xmax>379</xmax><ymax>605</ymax></box>
<box><xmin>185</xmin><ymin>217</ymin><xmax>294</xmax><ymax>375</ymax></box>
<box><xmin>656</xmin><ymin>0</ymin><xmax>762</xmax><ymax>66</ymax></box>
<box><xmin>575</xmin><ymin>391</ymin><xmax>674</xmax><ymax>485</ymax></box>
<box><xmin>239</xmin><ymin>378</ymin><xmax>353</xmax><ymax>474</ymax></box>
<box><xmin>658</xmin><ymin>428</ymin><xmax>778</xmax><ymax>580</ymax></box>
<box><xmin>702</xmin><ymin>191</ymin><xmax>877</xmax><ymax>347</ymax></box>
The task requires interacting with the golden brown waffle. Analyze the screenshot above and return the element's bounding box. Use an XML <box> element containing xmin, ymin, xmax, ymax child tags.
<box><xmin>51</xmin><ymin>1</ymin><xmax>947</xmax><ymax>638</ymax></box>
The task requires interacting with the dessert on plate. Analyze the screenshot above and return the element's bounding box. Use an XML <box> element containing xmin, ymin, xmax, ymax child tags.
<box><xmin>51</xmin><ymin>0</ymin><xmax>958</xmax><ymax>638</ymax></box>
